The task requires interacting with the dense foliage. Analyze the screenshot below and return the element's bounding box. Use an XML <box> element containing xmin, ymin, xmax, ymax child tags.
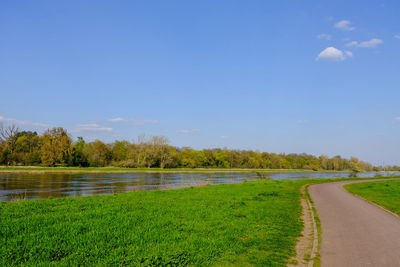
<box><xmin>1</xmin><ymin>125</ymin><xmax>398</xmax><ymax>171</ymax></box>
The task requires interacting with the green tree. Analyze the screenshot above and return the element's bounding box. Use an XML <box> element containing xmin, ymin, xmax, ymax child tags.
<box><xmin>111</xmin><ymin>140</ymin><xmax>129</xmax><ymax>162</ymax></box>
<box><xmin>14</xmin><ymin>131</ymin><xmax>41</xmax><ymax>165</ymax></box>
<box><xmin>40</xmin><ymin>128</ymin><xmax>72</xmax><ymax>166</ymax></box>
<box><xmin>214</xmin><ymin>150</ymin><xmax>230</xmax><ymax>168</ymax></box>
<box><xmin>72</xmin><ymin>137</ymin><xmax>88</xmax><ymax>167</ymax></box>
<box><xmin>84</xmin><ymin>140</ymin><xmax>112</xmax><ymax>167</ymax></box>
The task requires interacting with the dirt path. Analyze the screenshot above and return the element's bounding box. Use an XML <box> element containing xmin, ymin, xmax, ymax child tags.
<box><xmin>309</xmin><ymin>179</ymin><xmax>400</xmax><ymax>267</ymax></box>
<box><xmin>288</xmin><ymin>186</ymin><xmax>318</xmax><ymax>267</ymax></box>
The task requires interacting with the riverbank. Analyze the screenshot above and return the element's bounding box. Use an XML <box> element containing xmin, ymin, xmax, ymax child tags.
<box><xmin>0</xmin><ymin>166</ymin><xmax>390</xmax><ymax>174</ymax></box>
<box><xmin>1</xmin><ymin>179</ymin><xmax>309</xmax><ymax>266</ymax></box>
<box><xmin>2</xmin><ymin>177</ymin><xmax>398</xmax><ymax>266</ymax></box>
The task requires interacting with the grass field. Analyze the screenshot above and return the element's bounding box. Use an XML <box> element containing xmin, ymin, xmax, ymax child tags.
<box><xmin>345</xmin><ymin>180</ymin><xmax>400</xmax><ymax>215</ymax></box>
<box><xmin>0</xmin><ymin>180</ymin><xmax>312</xmax><ymax>266</ymax></box>
<box><xmin>0</xmin><ymin>166</ymin><xmax>346</xmax><ymax>173</ymax></box>
<box><xmin>3</xmin><ymin>177</ymin><xmax>396</xmax><ymax>266</ymax></box>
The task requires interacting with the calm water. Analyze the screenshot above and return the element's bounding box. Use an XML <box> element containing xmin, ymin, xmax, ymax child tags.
<box><xmin>0</xmin><ymin>171</ymin><xmax>397</xmax><ymax>202</ymax></box>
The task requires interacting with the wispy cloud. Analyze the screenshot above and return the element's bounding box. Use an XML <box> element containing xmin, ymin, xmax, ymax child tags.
<box><xmin>107</xmin><ymin>117</ymin><xmax>158</xmax><ymax>125</ymax></box>
<box><xmin>317</xmin><ymin>33</ymin><xmax>332</xmax><ymax>40</ymax></box>
<box><xmin>176</xmin><ymin>129</ymin><xmax>200</xmax><ymax>134</ymax></box>
<box><xmin>334</xmin><ymin>20</ymin><xmax>355</xmax><ymax>31</ymax></box>
<box><xmin>71</xmin><ymin>123</ymin><xmax>113</xmax><ymax>133</ymax></box>
<box><xmin>359</xmin><ymin>38</ymin><xmax>383</xmax><ymax>48</ymax></box>
<box><xmin>0</xmin><ymin>115</ymin><xmax>50</xmax><ymax>128</ymax></box>
<box><xmin>395</xmin><ymin>117</ymin><xmax>400</xmax><ymax>122</ymax></box>
<box><xmin>345</xmin><ymin>41</ymin><xmax>358</xmax><ymax>47</ymax></box>
<box><xmin>108</xmin><ymin>117</ymin><xmax>125</xmax><ymax>123</ymax></box>
<box><xmin>220</xmin><ymin>135</ymin><xmax>230</xmax><ymax>139</ymax></box>
<box><xmin>395</xmin><ymin>35</ymin><xmax>400</xmax><ymax>39</ymax></box>
<box><xmin>316</xmin><ymin>47</ymin><xmax>348</xmax><ymax>61</ymax></box>
<box><xmin>346</xmin><ymin>38</ymin><xmax>383</xmax><ymax>48</ymax></box>
<box><xmin>344</xmin><ymin>50</ymin><xmax>353</xmax><ymax>57</ymax></box>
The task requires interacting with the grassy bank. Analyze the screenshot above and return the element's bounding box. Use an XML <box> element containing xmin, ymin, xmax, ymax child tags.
<box><xmin>3</xmin><ymin>177</ymin><xmax>395</xmax><ymax>266</ymax></box>
<box><xmin>345</xmin><ymin>180</ymin><xmax>400</xmax><ymax>215</ymax></box>
<box><xmin>0</xmin><ymin>166</ymin><xmax>364</xmax><ymax>173</ymax></box>
<box><xmin>0</xmin><ymin>180</ymin><xmax>312</xmax><ymax>266</ymax></box>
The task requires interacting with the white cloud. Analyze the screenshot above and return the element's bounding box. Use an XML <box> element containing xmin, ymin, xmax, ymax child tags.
<box><xmin>220</xmin><ymin>135</ymin><xmax>230</xmax><ymax>139</ymax></box>
<box><xmin>334</xmin><ymin>20</ymin><xmax>355</xmax><ymax>31</ymax></box>
<box><xmin>316</xmin><ymin>47</ymin><xmax>347</xmax><ymax>61</ymax></box>
<box><xmin>358</xmin><ymin>38</ymin><xmax>383</xmax><ymax>48</ymax></box>
<box><xmin>176</xmin><ymin>129</ymin><xmax>200</xmax><ymax>134</ymax></box>
<box><xmin>395</xmin><ymin>35</ymin><xmax>400</xmax><ymax>39</ymax></box>
<box><xmin>317</xmin><ymin>33</ymin><xmax>331</xmax><ymax>40</ymax></box>
<box><xmin>71</xmin><ymin>124</ymin><xmax>113</xmax><ymax>133</ymax></box>
<box><xmin>395</xmin><ymin>117</ymin><xmax>400</xmax><ymax>122</ymax></box>
<box><xmin>346</xmin><ymin>38</ymin><xmax>383</xmax><ymax>48</ymax></box>
<box><xmin>0</xmin><ymin>115</ymin><xmax>50</xmax><ymax>128</ymax></box>
<box><xmin>108</xmin><ymin>117</ymin><xmax>125</xmax><ymax>123</ymax></box>
<box><xmin>345</xmin><ymin>41</ymin><xmax>358</xmax><ymax>47</ymax></box>
<box><xmin>107</xmin><ymin>117</ymin><xmax>158</xmax><ymax>125</ymax></box>
<box><xmin>344</xmin><ymin>50</ymin><xmax>353</xmax><ymax>57</ymax></box>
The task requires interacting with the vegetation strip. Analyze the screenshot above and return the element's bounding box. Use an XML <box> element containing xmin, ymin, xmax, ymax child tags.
<box><xmin>0</xmin><ymin>166</ymin><xmax>340</xmax><ymax>173</ymax></box>
<box><xmin>2</xmin><ymin>125</ymin><xmax>397</xmax><ymax>171</ymax></box>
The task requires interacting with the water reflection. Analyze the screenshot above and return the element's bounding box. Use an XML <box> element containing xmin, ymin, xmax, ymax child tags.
<box><xmin>0</xmin><ymin>171</ymin><xmax>397</xmax><ymax>202</ymax></box>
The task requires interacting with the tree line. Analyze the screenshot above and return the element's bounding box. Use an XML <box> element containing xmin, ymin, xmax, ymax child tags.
<box><xmin>0</xmin><ymin>125</ymin><xmax>399</xmax><ymax>171</ymax></box>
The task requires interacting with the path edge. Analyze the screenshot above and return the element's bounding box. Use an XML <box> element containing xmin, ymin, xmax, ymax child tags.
<box><xmin>288</xmin><ymin>184</ymin><xmax>320</xmax><ymax>267</ymax></box>
<box><xmin>343</xmin><ymin>181</ymin><xmax>400</xmax><ymax>219</ymax></box>
<box><xmin>305</xmin><ymin>184</ymin><xmax>319</xmax><ymax>267</ymax></box>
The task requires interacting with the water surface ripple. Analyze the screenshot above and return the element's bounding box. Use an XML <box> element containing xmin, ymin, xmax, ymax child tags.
<box><xmin>0</xmin><ymin>171</ymin><xmax>396</xmax><ymax>201</ymax></box>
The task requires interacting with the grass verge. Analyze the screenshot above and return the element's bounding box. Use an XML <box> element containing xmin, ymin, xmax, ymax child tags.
<box><xmin>345</xmin><ymin>180</ymin><xmax>400</xmax><ymax>216</ymax></box>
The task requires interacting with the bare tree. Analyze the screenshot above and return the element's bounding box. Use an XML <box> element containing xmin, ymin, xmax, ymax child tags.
<box><xmin>0</xmin><ymin>124</ymin><xmax>19</xmax><ymax>142</ymax></box>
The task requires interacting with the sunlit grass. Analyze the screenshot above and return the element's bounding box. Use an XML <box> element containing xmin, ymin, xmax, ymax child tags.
<box><xmin>1</xmin><ymin>180</ymin><xmax>309</xmax><ymax>266</ymax></box>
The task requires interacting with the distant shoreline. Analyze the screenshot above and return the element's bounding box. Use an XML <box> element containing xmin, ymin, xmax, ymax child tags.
<box><xmin>0</xmin><ymin>166</ymin><xmax>396</xmax><ymax>174</ymax></box>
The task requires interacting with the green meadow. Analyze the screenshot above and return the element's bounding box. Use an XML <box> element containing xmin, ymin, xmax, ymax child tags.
<box><xmin>0</xmin><ymin>180</ymin><xmax>311</xmax><ymax>266</ymax></box>
<box><xmin>345</xmin><ymin>180</ymin><xmax>400</xmax><ymax>215</ymax></box>
<box><xmin>2</xmin><ymin>177</ymin><xmax>396</xmax><ymax>266</ymax></box>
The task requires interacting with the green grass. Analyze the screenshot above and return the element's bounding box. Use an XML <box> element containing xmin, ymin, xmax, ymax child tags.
<box><xmin>0</xmin><ymin>166</ymin><xmax>348</xmax><ymax>173</ymax></box>
<box><xmin>0</xmin><ymin>180</ymin><xmax>314</xmax><ymax>266</ymax></box>
<box><xmin>2</xmin><ymin>177</ymin><xmax>393</xmax><ymax>266</ymax></box>
<box><xmin>345</xmin><ymin>180</ymin><xmax>400</xmax><ymax>215</ymax></box>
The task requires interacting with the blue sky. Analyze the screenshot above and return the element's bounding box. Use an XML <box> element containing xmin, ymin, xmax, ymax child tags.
<box><xmin>1</xmin><ymin>0</ymin><xmax>399</xmax><ymax>165</ymax></box>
